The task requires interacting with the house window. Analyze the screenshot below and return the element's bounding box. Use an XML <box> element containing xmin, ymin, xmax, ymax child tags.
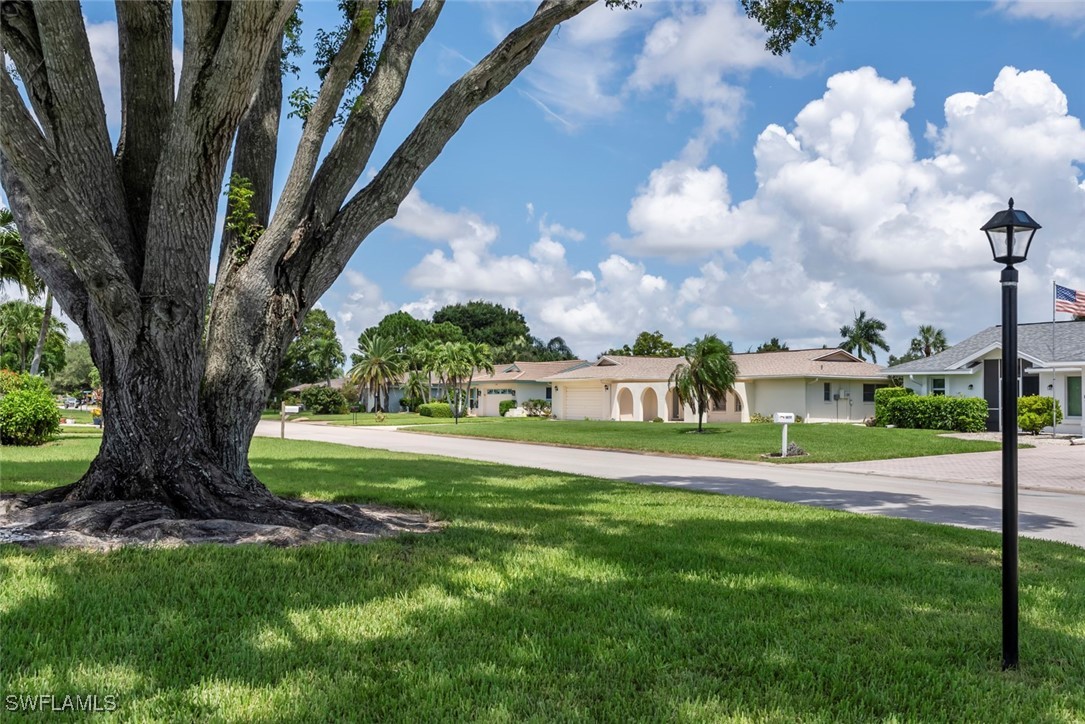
<box><xmin>862</xmin><ymin>384</ymin><xmax>885</xmax><ymax>403</ymax></box>
<box><xmin>545</xmin><ymin>386</ymin><xmax>552</xmax><ymax>401</ymax></box>
<box><xmin>713</xmin><ymin>395</ymin><xmax>727</xmax><ymax>412</ymax></box>
<box><xmin>734</xmin><ymin>393</ymin><xmax>742</xmax><ymax>412</ymax></box>
<box><xmin>823</xmin><ymin>383</ymin><xmax>831</xmax><ymax>402</ymax></box>
<box><xmin>1069</xmin><ymin>376</ymin><xmax>1082</xmax><ymax>417</ymax></box>
<box><xmin>487</xmin><ymin>388</ymin><xmax>515</xmax><ymax>395</ymax></box>
<box><xmin>932</xmin><ymin>378</ymin><xmax>946</xmax><ymax>396</ymax></box>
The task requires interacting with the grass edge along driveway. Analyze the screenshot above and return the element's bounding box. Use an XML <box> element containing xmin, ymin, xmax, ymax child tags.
<box><xmin>408</xmin><ymin>419</ymin><xmax>1008</xmax><ymax>464</ymax></box>
<box><xmin>2</xmin><ymin>433</ymin><xmax>1083</xmax><ymax>721</ymax></box>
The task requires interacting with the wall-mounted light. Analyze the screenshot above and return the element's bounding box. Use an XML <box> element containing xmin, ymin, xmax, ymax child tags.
<box><xmin>1047</xmin><ymin>384</ymin><xmax>1054</xmax><ymax>390</ymax></box>
<box><xmin>604</xmin><ymin>384</ymin><xmax>610</xmax><ymax>391</ymax></box>
<box><xmin>968</xmin><ymin>384</ymin><xmax>974</xmax><ymax>390</ymax></box>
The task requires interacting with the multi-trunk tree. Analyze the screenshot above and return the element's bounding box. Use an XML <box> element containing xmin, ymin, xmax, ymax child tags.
<box><xmin>0</xmin><ymin>0</ymin><xmax>836</xmax><ymax>534</ymax></box>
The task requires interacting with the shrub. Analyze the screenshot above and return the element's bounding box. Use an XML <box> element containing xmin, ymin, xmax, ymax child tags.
<box><xmin>498</xmin><ymin>399</ymin><xmax>518</xmax><ymax>417</ymax></box>
<box><xmin>0</xmin><ymin>369</ymin><xmax>22</xmax><ymax>395</ymax></box>
<box><xmin>299</xmin><ymin>386</ymin><xmax>347</xmax><ymax>414</ymax></box>
<box><xmin>1018</xmin><ymin>395</ymin><xmax>1063</xmax><ymax>435</ymax></box>
<box><xmin>749</xmin><ymin>413</ymin><xmax>773</xmax><ymax>423</ymax></box>
<box><xmin>881</xmin><ymin>395</ymin><xmax>987</xmax><ymax>432</ymax></box>
<box><xmin>874</xmin><ymin>387</ymin><xmax>915</xmax><ymax>425</ymax></box>
<box><xmin>0</xmin><ymin>378</ymin><xmax>61</xmax><ymax>446</ymax></box>
<box><xmin>399</xmin><ymin>396</ymin><xmax>423</xmax><ymax>412</ymax></box>
<box><xmin>651</xmin><ymin>417</ymin><xmax>663</xmax><ymax>423</ymax></box>
<box><xmin>522</xmin><ymin>399</ymin><xmax>552</xmax><ymax>417</ymax></box>
<box><xmin>418</xmin><ymin>402</ymin><xmax>453</xmax><ymax>418</ymax></box>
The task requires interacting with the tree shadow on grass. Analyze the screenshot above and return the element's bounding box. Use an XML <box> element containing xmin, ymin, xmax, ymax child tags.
<box><xmin>3</xmin><ymin>448</ymin><xmax>1084</xmax><ymax>720</ymax></box>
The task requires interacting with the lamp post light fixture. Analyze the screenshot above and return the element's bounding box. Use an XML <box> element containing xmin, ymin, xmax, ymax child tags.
<box><xmin>981</xmin><ymin>197</ymin><xmax>1041</xmax><ymax>671</ymax></box>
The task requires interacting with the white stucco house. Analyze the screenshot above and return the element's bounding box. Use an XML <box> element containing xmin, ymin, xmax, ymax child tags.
<box><xmin>543</xmin><ymin>349</ymin><xmax>888</xmax><ymax>423</ymax></box>
<box><xmin>470</xmin><ymin>360</ymin><xmax>589</xmax><ymax>416</ymax></box>
<box><xmin>888</xmin><ymin>320</ymin><xmax>1084</xmax><ymax>435</ymax></box>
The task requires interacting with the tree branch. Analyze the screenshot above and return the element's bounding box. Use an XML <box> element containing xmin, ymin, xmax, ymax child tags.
<box><xmin>215</xmin><ymin>31</ymin><xmax>283</xmax><ymax>284</ymax></box>
<box><xmin>1</xmin><ymin>69</ymin><xmax>141</xmax><ymax>343</ymax></box>
<box><xmin>262</xmin><ymin>0</ymin><xmax>380</xmax><ymax>241</ymax></box>
<box><xmin>0</xmin><ymin>0</ymin><xmax>52</xmax><ymax>141</ymax></box>
<box><xmin>140</xmin><ymin>1</ymin><xmax>295</xmax><ymax>329</ymax></box>
<box><xmin>33</xmin><ymin>0</ymin><xmax>136</xmax><ymax>280</ymax></box>
<box><xmin>115</xmin><ymin>0</ymin><xmax>175</xmax><ymax>268</ymax></box>
<box><xmin>295</xmin><ymin>0</ymin><xmax>595</xmax><ymax>298</ymax></box>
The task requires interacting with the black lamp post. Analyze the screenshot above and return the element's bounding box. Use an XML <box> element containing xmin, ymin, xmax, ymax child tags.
<box><xmin>981</xmin><ymin>197</ymin><xmax>1041</xmax><ymax>671</ymax></box>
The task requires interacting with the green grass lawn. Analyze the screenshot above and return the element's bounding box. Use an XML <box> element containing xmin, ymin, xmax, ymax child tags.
<box><xmin>2</xmin><ymin>435</ymin><xmax>1083</xmax><ymax>721</ymax></box>
<box><xmin>56</xmin><ymin>407</ymin><xmax>95</xmax><ymax>424</ymax></box>
<box><xmin>258</xmin><ymin>411</ymin><xmax>516</xmax><ymax>426</ymax></box>
<box><xmin>412</xmin><ymin>419</ymin><xmax>1009</xmax><ymax>463</ymax></box>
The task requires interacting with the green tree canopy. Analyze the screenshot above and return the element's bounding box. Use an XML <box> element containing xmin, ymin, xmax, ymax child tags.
<box><xmin>273</xmin><ymin>309</ymin><xmax>345</xmax><ymax>395</ymax></box>
<box><xmin>358</xmin><ymin>311</ymin><xmax>465</xmax><ymax>359</ymax></box>
<box><xmin>603</xmin><ymin>330</ymin><xmax>680</xmax><ymax>358</ymax></box>
<box><xmin>50</xmin><ymin>340</ymin><xmax>99</xmax><ymax>393</ymax></box>
<box><xmin>755</xmin><ymin>337</ymin><xmax>789</xmax><ymax>353</ymax></box>
<box><xmin>839</xmin><ymin>311</ymin><xmax>890</xmax><ymax>364</ymax></box>
<box><xmin>0</xmin><ymin>300</ymin><xmax>66</xmax><ymax>374</ymax></box>
<box><xmin>433</xmin><ymin>301</ymin><xmax>529</xmax><ymax>350</ymax></box>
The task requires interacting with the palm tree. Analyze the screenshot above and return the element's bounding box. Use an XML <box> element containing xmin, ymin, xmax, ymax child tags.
<box><xmin>402</xmin><ymin>369</ymin><xmax>430</xmax><ymax>408</ymax></box>
<box><xmin>1</xmin><ymin>207</ymin><xmax>52</xmax><ymax>375</ymax></box>
<box><xmin>668</xmin><ymin>334</ymin><xmax>738</xmax><ymax>433</ymax></box>
<box><xmin>839</xmin><ymin>310</ymin><xmax>890</xmax><ymax>363</ymax></box>
<box><xmin>307</xmin><ymin>335</ymin><xmax>345</xmax><ymax>385</ymax></box>
<box><xmin>908</xmin><ymin>325</ymin><xmax>948</xmax><ymax>358</ymax></box>
<box><xmin>348</xmin><ymin>334</ymin><xmax>404</xmax><ymax>412</ymax></box>
<box><xmin>0</xmin><ymin>300</ymin><xmax>42</xmax><ymax>372</ymax></box>
<box><xmin>462</xmin><ymin>341</ymin><xmax>494</xmax><ymax>421</ymax></box>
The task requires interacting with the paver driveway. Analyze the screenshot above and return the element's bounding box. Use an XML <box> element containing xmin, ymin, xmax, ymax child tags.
<box><xmin>255</xmin><ymin>421</ymin><xmax>1085</xmax><ymax>548</ymax></box>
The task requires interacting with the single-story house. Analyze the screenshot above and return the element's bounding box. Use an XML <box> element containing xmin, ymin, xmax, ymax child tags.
<box><xmin>542</xmin><ymin>349</ymin><xmax>888</xmax><ymax>423</ymax></box>
<box><xmin>470</xmin><ymin>360</ymin><xmax>590</xmax><ymax>416</ymax></box>
<box><xmin>888</xmin><ymin>320</ymin><xmax>1084</xmax><ymax>435</ymax></box>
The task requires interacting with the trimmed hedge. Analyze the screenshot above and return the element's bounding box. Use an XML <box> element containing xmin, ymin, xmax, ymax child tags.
<box><xmin>874</xmin><ymin>386</ymin><xmax>915</xmax><ymax>424</ymax></box>
<box><xmin>0</xmin><ymin>373</ymin><xmax>60</xmax><ymax>445</ymax></box>
<box><xmin>881</xmin><ymin>395</ymin><xmax>987</xmax><ymax>432</ymax></box>
<box><xmin>300</xmin><ymin>386</ymin><xmax>347</xmax><ymax>415</ymax></box>
<box><xmin>1018</xmin><ymin>395</ymin><xmax>1063</xmax><ymax>435</ymax></box>
<box><xmin>418</xmin><ymin>402</ymin><xmax>453</xmax><ymax>418</ymax></box>
<box><xmin>498</xmin><ymin>399</ymin><xmax>518</xmax><ymax>417</ymax></box>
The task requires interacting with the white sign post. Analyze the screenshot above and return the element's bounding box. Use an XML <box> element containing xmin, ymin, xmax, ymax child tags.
<box><xmin>773</xmin><ymin>412</ymin><xmax>796</xmax><ymax>457</ymax></box>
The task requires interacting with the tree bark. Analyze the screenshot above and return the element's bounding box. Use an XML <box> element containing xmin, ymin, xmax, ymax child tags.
<box><xmin>28</xmin><ymin>287</ymin><xmax>51</xmax><ymax>375</ymax></box>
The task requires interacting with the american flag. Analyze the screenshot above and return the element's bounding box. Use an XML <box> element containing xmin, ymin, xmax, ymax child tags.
<box><xmin>1055</xmin><ymin>284</ymin><xmax>1085</xmax><ymax>316</ymax></box>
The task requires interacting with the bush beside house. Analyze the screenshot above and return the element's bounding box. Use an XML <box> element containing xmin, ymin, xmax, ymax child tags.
<box><xmin>498</xmin><ymin>399</ymin><xmax>518</xmax><ymax>417</ymax></box>
<box><xmin>300</xmin><ymin>386</ymin><xmax>348</xmax><ymax>415</ymax></box>
<box><xmin>881</xmin><ymin>395</ymin><xmax>987</xmax><ymax>432</ymax></box>
<box><xmin>418</xmin><ymin>402</ymin><xmax>454</xmax><ymax>418</ymax></box>
<box><xmin>522</xmin><ymin>399</ymin><xmax>552</xmax><ymax>417</ymax></box>
<box><xmin>1018</xmin><ymin>395</ymin><xmax>1063</xmax><ymax>435</ymax></box>
<box><xmin>874</xmin><ymin>387</ymin><xmax>915</xmax><ymax>424</ymax></box>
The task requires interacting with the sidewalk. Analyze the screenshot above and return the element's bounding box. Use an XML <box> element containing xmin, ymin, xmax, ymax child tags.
<box><xmin>804</xmin><ymin>441</ymin><xmax>1085</xmax><ymax>494</ymax></box>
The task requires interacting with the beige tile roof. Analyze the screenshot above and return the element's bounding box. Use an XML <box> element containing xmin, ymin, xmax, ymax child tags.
<box><xmin>544</xmin><ymin>350</ymin><xmax>886</xmax><ymax>382</ymax></box>
<box><xmin>473</xmin><ymin>359</ymin><xmax>589</xmax><ymax>383</ymax></box>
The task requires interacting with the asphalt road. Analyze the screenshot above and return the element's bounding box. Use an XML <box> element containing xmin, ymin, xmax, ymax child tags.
<box><xmin>255</xmin><ymin>421</ymin><xmax>1085</xmax><ymax>549</ymax></box>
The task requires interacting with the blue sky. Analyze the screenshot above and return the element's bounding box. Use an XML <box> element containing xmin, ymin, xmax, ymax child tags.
<box><xmin>6</xmin><ymin>1</ymin><xmax>1085</xmax><ymax>361</ymax></box>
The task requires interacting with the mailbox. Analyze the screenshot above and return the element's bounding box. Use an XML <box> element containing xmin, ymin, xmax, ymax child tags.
<box><xmin>284</xmin><ymin>405</ymin><xmax>301</xmax><ymax>414</ymax></box>
<box><xmin>773</xmin><ymin>412</ymin><xmax>795</xmax><ymax>424</ymax></box>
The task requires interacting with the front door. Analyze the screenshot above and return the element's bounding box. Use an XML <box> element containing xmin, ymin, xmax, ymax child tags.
<box><xmin>983</xmin><ymin>359</ymin><xmax>1000</xmax><ymax>431</ymax></box>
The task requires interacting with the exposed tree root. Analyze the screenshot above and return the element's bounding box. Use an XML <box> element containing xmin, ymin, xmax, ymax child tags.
<box><xmin>0</xmin><ymin>491</ymin><xmax>440</xmax><ymax>551</ymax></box>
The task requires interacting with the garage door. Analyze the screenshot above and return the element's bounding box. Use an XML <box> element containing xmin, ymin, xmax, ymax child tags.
<box><xmin>482</xmin><ymin>391</ymin><xmax>515</xmax><ymax>417</ymax></box>
<box><xmin>564</xmin><ymin>387</ymin><xmax>605</xmax><ymax>420</ymax></box>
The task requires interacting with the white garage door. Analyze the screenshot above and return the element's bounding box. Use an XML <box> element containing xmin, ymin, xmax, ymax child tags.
<box><xmin>483</xmin><ymin>391</ymin><xmax>515</xmax><ymax>417</ymax></box>
<box><xmin>564</xmin><ymin>387</ymin><xmax>605</xmax><ymax>420</ymax></box>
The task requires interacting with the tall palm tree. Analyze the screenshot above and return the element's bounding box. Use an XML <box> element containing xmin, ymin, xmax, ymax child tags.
<box><xmin>348</xmin><ymin>334</ymin><xmax>404</xmax><ymax>412</ymax></box>
<box><xmin>668</xmin><ymin>334</ymin><xmax>738</xmax><ymax>432</ymax></box>
<box><xmin>839</xmin><ymin>310</ymin><xmax>890</xmax><ymax>363</ymax></box>
<box><xmin>402</xmin><ymin>369</ymin><xmax>430</xmax><ymax>407</ymax></box>
<box><xmin>0</xmin><ymin>300</ymin><xmax>42</xmax><ymax>372</ymax></box>
<box><xmin>462</xmin><ymin>341</ymin><xmax>494</xmax><ymax>421</ymax></box>
<box><xmin>1</xmin><ymin>207</ymin><xmax>52</xmax><ymax>375</ymax></box>
<box><xmin>908</xmin><ymin>325</ymin><xmax>948</xmax><ymax>358</ymax></box>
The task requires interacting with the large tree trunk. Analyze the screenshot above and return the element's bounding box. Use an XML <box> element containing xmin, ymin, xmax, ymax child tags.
<box><xmin>28</xmin><ymin>287</ymin><xmax>52</xmax><ymax>375</ymax></box>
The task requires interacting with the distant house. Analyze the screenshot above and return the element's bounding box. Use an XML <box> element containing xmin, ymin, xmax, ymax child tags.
<box><xmin>889</xmin><ymin>321</ymin><xmax>1084</xmax><ymax>434</ymax></box>
<box><xmin>471</xmin><ymin>360</ymin><xmax>590</xmax><ymax>416</ymax></box>
<box><xmin>543</xmin><ymin>349</ymin><xmax>887</xmax><ymax>423</ymax></box>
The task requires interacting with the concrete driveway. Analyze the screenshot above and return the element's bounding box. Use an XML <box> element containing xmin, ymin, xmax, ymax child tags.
<box><xmin>254</xmin><ymin>421</ymin><xmax>1085</xmax><ymax>549</ymax></box>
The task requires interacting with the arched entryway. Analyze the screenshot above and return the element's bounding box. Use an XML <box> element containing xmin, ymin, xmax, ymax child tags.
<box><xmin>668</xmin><ymin>388</ymin><xmax>684</xmax><ymax>421</ymax></box>
<box><xmin>642</xmin><ymin>388</ymin><xmax>659</xmax><ymax>421</ymax></box>
<box><xmin>617</xmin><ymin>388</ymin><xmax>634</xmax><ymax>420</ymax></box>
